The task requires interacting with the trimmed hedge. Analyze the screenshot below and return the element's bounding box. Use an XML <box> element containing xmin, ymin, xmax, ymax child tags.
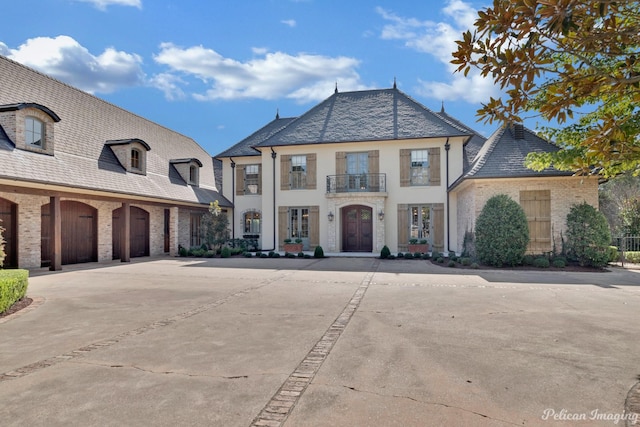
<box><xmin>0</xmin><ymin>269</ymin><xmax>29</xmax><ymax>314</ymax></box>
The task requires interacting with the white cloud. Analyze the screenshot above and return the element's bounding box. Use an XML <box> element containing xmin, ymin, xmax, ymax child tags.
<box><xmin>4</xmin><ymin>36</ymin><xmax>145</xmax><ymax>94</ymax></box>
<box><xmin>148</xmin><ymin>73</ymin><xmax>186</xmax><ymax>101</ymax></box>
<box><xmin>74</xmin><ymin>0</ymin><xmax>142</xmax><ymax>11</ymax></box>
<box><xmin>281</xmin><ymin>19</ymin><xmax>297</xmax><ymax>27</ymax></box>
<box><xmin>377</xmin><ymin>1</ymin><xmax>499</xmax><ymax>103</ymax></box>
<box><xmin>153</xmin><ymin>43</ymin><xmax>367</xmax><ymax>103</ymax></box>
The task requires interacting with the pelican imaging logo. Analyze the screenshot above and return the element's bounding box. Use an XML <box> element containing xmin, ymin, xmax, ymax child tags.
<box><xmin>541</xmin><ymin>408</ymin><xmax>638</xmax><ymax>424</ymax></box>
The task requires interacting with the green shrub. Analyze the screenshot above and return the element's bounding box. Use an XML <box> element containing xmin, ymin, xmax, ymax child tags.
<box><xmin>380</xmin><ymin>245</ymin><xmax>391</xmax><ymax>259</ymax></box>
<box><xmin>273</xmin><ymin>252</ymin><xmax>281</xmax><ymax>258</ymax></box>
<box><xmin>404</xmin><ymin>252</ymin><xmax>414</xmax><ymax>259</ymax></box>
<box><xmin>314</xmin><ymin>246</ymin><xmax>325</xmax><ymax>258</ymax></box>
<box><xmin>448</xmin><ymin>260</ymin><xmax>456</xmax><ymax>267</ymax></box>
<box><xmin>552</xmin><ymin>259</ymin><xmax>566</xmax><ymax>268</ymax></box>
<box><xmin>0</xmin><ymin>270</ymin><xmax>28</xmax><ymax>314</ymax></box>
<box><xmin>220</xmin><ymin>246</ymin><xmax>231</xmax><ymax>258</ymax></box>
<box><xmin>608</xmin><ymin>246</ymin><xmax>619</xmax><ymax>263</ymax></box>
<box><xmin>178</xmin><ymin>246</ymin><xmax>188</xmax><ymax>257</ymax></box>
<box><xmin>387</xmin><ymin>254</ymin><xmax>396</xmax><ymax>259</ymax></box>
<box><xmin>286</xmin><ymin>253</ymin><xmax>296</xmax><ymax>258</ymax></box>
<box><xmin>566</xmin><ymin>202</ymin><xmax>611</xmax><ymax>268</ymax></box>
<box><xmin>460</xmin><ymin>257</ymin><xmax>471</xmax><ymax>266</ymax></box>
<box><xmin>260</xmin><ymin>253</ymin><xmax>268</xmax><ymax>258</ymax></box>
<box><xmin>397</xmin><ymin>252</ymin><xmax>404</xmax><ymax>258</ymax></box>
<box><xmin>244</xmin><ymin>252</ymin><xmax>252</xmax><ymax>258</ymax></box>
<box><xmin>191</xmin><ymin>248</ymin><xmax>206</xmax><ymax>257</ymax></box>
<box><xmin>624</xmin><ymin>251</ymin><xmax>640</xmax><ymax>263</ymax></box>
<box><xmin>204</xmin><ymin>251</ymin><xmax>215</xmax><ymax>258</ymax></box>
<box><xmin>421</xmin><ymin>253</ymin><xmax>431</xmax><ymax>260</ymax></box>
<box><xmin>268</xmin><ymin>251</ymin><xmax>275</xmax><ymax>258</ymax></box>
<box><xmin>297</xmin><ymin>252</ymin><xmax>304</xmax><ymax>258</ymax></box>
<box><xmin>470</xmin><ymin>262</ymin><xmax>480</xmax><ymax>269</ymax></box>
<box><xmin>475</xmin><ymin>194</ymin><xmax>529</xmax><ymax>267</ymax></box>
<box><xmin>522</xmin><ymin>254</ymin><xmax>535</xmax><ymax>266</ymax></box>
<box><xmin>437</xmin><ymin>257</ymin><xmax>445</xmax><ymax>263</ymax></box>
<box><xmin>413</xmin><ymin>252</ymin><xmax>422</xmax><ymax>259</ymax></box>
<box><xmin>533</xmin><ymin>257</ymin><xmax>550</xmax><ymax>268</ymax></box>
<box><xmin>431</xmin><ymin>251</ymin><xmax>440</xmax><ymax>260</ymax></box>
<box><xmin>304</xmin><ymin>254</ymin><xmax>311</xmax><ymax>259</ymax></box>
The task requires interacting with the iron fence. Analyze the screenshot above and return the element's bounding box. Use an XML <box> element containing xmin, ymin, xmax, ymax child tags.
<box><xmin>326</xmin><ymin>173</ymin><xmax>386</xmax><ymax>193</ymax></box>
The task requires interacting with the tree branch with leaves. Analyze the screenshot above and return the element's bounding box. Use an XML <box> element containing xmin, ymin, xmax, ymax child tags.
<box><xmin>452</xmin><ymin>0</ymin><xmax>640</xmax><ymax>177</ymax></box>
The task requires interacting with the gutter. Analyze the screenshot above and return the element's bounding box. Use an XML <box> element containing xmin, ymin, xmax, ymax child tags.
<box><xmin>230</xmin><ymin>157</ymin><xmax>236</xmax><ymax>240</ymax></box>
<box><xmin>445</xmin><ymin>138</ymin><xmax>450</xmax><ymax>252</ymax></box>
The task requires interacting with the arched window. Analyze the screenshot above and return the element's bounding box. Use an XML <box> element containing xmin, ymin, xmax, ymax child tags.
<box><xmin>244</xmin><ymin>211</ymin><xmax>261</xmax><ymax>234</ymax></box>
<box><xmin>25</xmin><ymin>117</ymin><xmax>45</xmax><ymax>147</ymax></box>
<box><xmin>131</xmin><ymin>148</ymin><xmax>141</xmax><ymax>170</ymax></box>
<box><xmin>189</xmin><ymin>165</ymin><xmax>198</xmax><ymax>184</ymax></box>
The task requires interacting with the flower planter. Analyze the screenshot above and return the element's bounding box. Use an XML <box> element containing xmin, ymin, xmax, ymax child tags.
<box><xmin>283</xmin><ymin>243</ymin><xmax>303</xmax><ymax>253</ymax></box>
<box><xmin>408</xmin><ymin>244</ymin><xmax>429</xmax><ymax>253</ymax></box>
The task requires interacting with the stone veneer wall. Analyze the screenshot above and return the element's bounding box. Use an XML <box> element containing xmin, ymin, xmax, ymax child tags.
<box><xmin>326</xmin><ymin>193</ymin><xmax>387</xmax><ymax>253</ymax></box>
<box><xmin>454</xmin><ymin>176</ymin><xmax>599</xmax><ymax>253</ymax></box>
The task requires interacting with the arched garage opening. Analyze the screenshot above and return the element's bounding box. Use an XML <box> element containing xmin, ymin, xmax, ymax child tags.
<box><xmin>0</xmin><ymin>197</ymin><xmax>17</xmax><ymax>268</ymax></box>
<box><xmin>41</xmin><ymin>201</ymin><xmax>97</xmax><ymax>266</ymax></box>
<box><xmin>112</xmin><ymin>206</ymin><xmax>150</xmax><ymax>259</ymax></box>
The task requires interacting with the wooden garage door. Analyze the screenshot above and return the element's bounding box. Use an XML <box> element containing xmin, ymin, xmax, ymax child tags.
<box><xmin>0</xmin><ymin>198</ymin><xmax>17</xmax><ymax>268</ymax></box>
<box><xmin>41</xmin><ymin>201</ymin><xmax>97</xmax><ymax>266</ymax></box>
<box><xmin>520</xmin><ymin>190</ymin><xmax>551</xmax><ymax>253</ymax></box>
<box><xmin>113</xmin><ymin>206</ymin><xmax>150</xmax><ymax>259</ymax></box>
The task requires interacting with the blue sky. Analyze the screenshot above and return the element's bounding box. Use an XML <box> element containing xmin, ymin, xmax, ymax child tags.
<box><xmin>1</xmin><ymin>0</ymin><xmax>503</xmax><ymax>156</ymax></box>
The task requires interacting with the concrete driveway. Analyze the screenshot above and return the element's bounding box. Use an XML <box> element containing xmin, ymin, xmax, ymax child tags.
<box><xmin>1</xmin><ymin>256</ymin><xmax>639</xmax><ymax>426</ymax></box>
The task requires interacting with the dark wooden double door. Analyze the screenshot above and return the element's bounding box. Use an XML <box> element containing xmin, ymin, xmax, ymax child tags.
<box><xmin>342</xmin><ymin>205</ymin><xmax>373</xmax><ymax>252</ymax></box>
<box><xmin>112</xmin><ymin>206</ymin><xmax>150</xmax><ymax>259</ymax></box>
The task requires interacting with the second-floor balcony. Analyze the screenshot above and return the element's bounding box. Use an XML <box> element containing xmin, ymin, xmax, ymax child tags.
<box><xmin>326</xmin><ymin>173</ymin><xmax>386</xmax><ymax>194</ymax></box>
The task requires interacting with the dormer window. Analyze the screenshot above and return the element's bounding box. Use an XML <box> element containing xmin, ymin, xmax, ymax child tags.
<box><xmin>131</xmin><ymin>148</ymin><xmax>141</xmax><ymax>170</ymax></box>
<box><xmin>25</xmin><ymin>117</ymin><xmax>45</xmax><ymax>148</ymax></box>
<box><xmin>170</xmin><ymin>158</ymin><xmax>203</xmax><ymax>186</ymax></box>
<box><xmin>0</xmin><ymin>103</ymin><xmax>60</xmax><ymax>155</ymax></box>
<box><xmin>105</xmin><ymin>139</ymin><xmax>151</xmax><ymax>175</ymax></box>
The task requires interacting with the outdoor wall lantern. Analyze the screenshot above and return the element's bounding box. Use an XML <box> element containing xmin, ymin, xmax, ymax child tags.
<box><xmin>378</xmin><ymin>210</ymin><xmax>385</xmax><ymax>220</ymax></box>
<box><xmin>328</xmin><ymin>211</ymin><xmax>334</xmax><ymax>221</ymax></box>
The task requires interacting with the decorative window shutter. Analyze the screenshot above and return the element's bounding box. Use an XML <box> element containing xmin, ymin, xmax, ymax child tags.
<box><xmin>257</xmin><ymin>164</ymin><xmax>262</xmax><ymax>195</ymax></box>
<box><xmin>368</xmin><ymin>150</ymin><xmax>379</xmax><ymax>174</ymax></box>
<box><xmin>432</xmin><ymin>203</ymin><xmax>445</xmax><ymax>252</ymax></box>
<box><xmin>236</xmin><ymin>165</ymin><xmax>245</xmax><ymax>196</ymax></box>
<box><xmin>280</xmin><ymin>155</ymin><xmax>291</xmax><ymax>191</ymax></box>
<box><xmin>278</xmin><ymin>206</ymin><xmax>288</xmax><ymax>249</ymax></box>
<box><xmin>306</xmin><ymin>154</ymin><xmax>317</xmax><ymax>189</ymax></box>
<box><xmin>335</xmin><ymin>152</ymin><xmax>346</xmax><ymax>175</ymax></box>
<box><xmin>309</xmin><ymin>205</ymin><xmax>320</xmax><ymax>247</ymax></box>
<box><xmin>399</xmin><ymin>149</ymin><xmax>411</xmax><ymax>187</ymax></box>
<box><xmin>429</xmin><ymin>148</ymin><xmax>441</xmax><ymax>186</ymax></box>
<box><xmin>397</xmin><ymin>204</ymin><xmax>408</xmax><ymax>252</ymax></box>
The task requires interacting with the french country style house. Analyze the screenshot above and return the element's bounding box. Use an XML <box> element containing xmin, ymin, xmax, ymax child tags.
<box><xmin>215</xmin><ymin>85</ymin><xmax>599</xmax><ymax>255</ymax></box>
<box><xmin>0</xmin><ymin>55</ymin><xmax>231</xmax><ymax>270</ymax></box>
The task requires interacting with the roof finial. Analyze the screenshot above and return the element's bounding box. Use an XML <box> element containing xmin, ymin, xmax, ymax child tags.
<box><xmin>440</xmin><ymin>100</ymin><xmax>445</xmax><ymax>113</ymax></box>
<box><xmin>276</xmin><ymin>108</ymin><xmax>280</xmax><ymax>120</ymax></box>
<box><xmin>393</xmin><ymin>77</ymin><xmax>397</xmax><ymax>89</ymax></box>
<box><xmin>334</xmin><ymin>81</ymin><xmax>338</xmax><ymax>94</ymax></box>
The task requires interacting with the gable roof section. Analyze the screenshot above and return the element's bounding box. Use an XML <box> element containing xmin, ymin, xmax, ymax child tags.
<box><xmin>434</xmin><ymin>108</ymin><xmax>487</xmax><ymax>170</ymax></box>
<box><xmin>255</xmin><ymin>88</ymin><xmax>470</xmax><ymax>147</ymax></box>
<box><xmin>451</xmin><ymin>124</ymin><xmax>572</xmax><ymax>189</ymax></box>
<box><xmin>216</xmin><ymin>116</ymin><xmax>297</xmax><ymax>158</ymax></box>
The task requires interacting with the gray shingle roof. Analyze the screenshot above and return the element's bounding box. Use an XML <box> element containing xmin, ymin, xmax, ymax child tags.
<box><xmin>215</xmin><ymin>116</ymin><xmax>297</xmax><ymax>158</ymax></box>
<box><xmin>0</xmin><ymin>55</ymin><xmax>231</xmax><ymax>207</ymax></box>
<box><xmin>255</xmin><ymin>88</ymin><xmax>470</xmax><ymax>147</ymax></box>
<box><xmin>453</xmin><ymin>124</ymin><xmax>572</xmax><ymax>187</ymax></box>
<box><xmin>434</xmin><ymin>108</ymin><xmax>486</xmax><ymax>171</ymax></box>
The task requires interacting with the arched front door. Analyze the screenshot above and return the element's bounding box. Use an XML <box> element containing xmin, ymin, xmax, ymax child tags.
<box><xmin>341</xmin><ymin>205</ymin><xmax>373</xmax><ymax>252</ymax></box>
<box><xmin>0</xmin><ymin>197</ymin><xmax>17</xmax><ymax>268</ymax></box>
<box><xmin>112</xmin><ymin>206</ymin><xmax>150</xmax><ymax>259</ymax></box>
<box><xmin>41</xmin><ymin>201</ymin><xmax>97</xmax><ymax>266</ymax></box>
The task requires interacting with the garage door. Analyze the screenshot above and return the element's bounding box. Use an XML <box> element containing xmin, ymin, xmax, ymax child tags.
<box><xmin>41</xmin><ymin>201</ymin><xmax>97</xmax><ymax>266</ymax></box>
<box><xmin>112</xmin><ymin>206</ymin><xmax>150</xmax><ymax>259</ymax></box>
<box><xmin>0</xmin><ymin>197</ymin><xmax>17</xmax><ymax>268</ymax></box>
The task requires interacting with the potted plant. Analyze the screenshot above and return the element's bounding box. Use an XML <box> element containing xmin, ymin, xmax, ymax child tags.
<box><xmin>408</xmin><ymin>238</ymin><xmax>429</xmax><ymax>254</ymax></box>
<box><xmin>283</xmin><ymin>238</ymin><xmax>303</xmax><ymax>253</ymax></box>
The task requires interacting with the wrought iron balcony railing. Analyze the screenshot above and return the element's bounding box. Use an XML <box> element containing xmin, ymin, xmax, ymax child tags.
<box><xmin>326</xmin><ymin>173</ymin><xmax>386</xmax><ymax>193</ymax></box>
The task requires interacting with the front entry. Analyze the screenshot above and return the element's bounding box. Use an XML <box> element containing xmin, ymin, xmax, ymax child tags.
<box><xmin>341</xmin><ymin>205</ymin><xmax>373</xmax><ymax>252</ymax></box>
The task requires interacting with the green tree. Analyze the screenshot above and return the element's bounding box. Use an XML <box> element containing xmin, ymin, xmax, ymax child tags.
<box><xmin>475</xmin><ymin>194</ymin><xmax>530</xmax><ymax>267</ymax></box>
<box><xmin>201</xmin><ymin>200</ymin><xmax>229</xmax><ymax>252</ymax></box>
<box><xmin>566</xmin><ymin>202</ymin><xmax>611</xmax><ymax>267</ymax></box>
<box><xmin>621</xmin><ymin>198</ymin><xmax>640</xmax><ymax>235</ymax></box>
<box><xmin>599</xmin><ymin>174</ymin><xmax>640</xmax><ymax>235</ymax></box>
<box><xmin>452</xmin><ymin>0</ymin><xmax>640</xmax><ymax>178</ymax></box>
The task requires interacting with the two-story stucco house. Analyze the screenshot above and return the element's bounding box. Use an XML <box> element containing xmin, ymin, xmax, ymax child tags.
<box><xmin>0</xmin><ymin>55</ymin><xmax>231</xmax><ymax>270</ymax></box>
<box><xmin>215</xmin><ymin>86</ymin><xmax>599</xmax><ymax>255</ymax></box>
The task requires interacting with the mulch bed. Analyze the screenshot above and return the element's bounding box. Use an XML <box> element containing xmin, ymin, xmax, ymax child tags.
<box><xmin>0</xmin><ymin>297</ymin><xmax>33</xmax><ymax>318</ymax></box>
<box><xmin>429</xmin><ymin>259</ymin><xmax>607</xmax><ymax>272</ymax></box>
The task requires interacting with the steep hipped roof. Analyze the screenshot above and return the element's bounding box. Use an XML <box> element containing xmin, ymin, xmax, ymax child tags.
<box><xmin>215</xmin><ymin>115</ymin><xmax>297</xmax><ymax>157</ymax></box>
<box><xmin>451</xmin><ymin>124</ymin><xmax>572</xmax><ymax>189</ymax></box>
<box><xmin>0</xmin><ymin>55</ymin><xmax>231</xmax><ymax>207</ymax></box>
<box><xmin>434</xmin><ymin>108</ymin><xmax>486</xmax><ymax>170</ymax></box>
<box><xmin>255</xmin><ymin>88</ymin><xmax>470</xmax><ymax>147</ymax></box>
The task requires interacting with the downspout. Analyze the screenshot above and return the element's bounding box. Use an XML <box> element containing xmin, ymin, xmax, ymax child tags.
<box><xmin>444</xmin><ymin>138</ymin><xmax>451</xmax><ymax>253</ymax></box>
<box><xmin>271</xmin><ymin>148</ymin><xmax>277</xmax><ymax>251</ymax></box>
<box><xmin>230</xmin><ymin>158</ymin><xmax>235</xmax><ymax>240</ymax></box>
